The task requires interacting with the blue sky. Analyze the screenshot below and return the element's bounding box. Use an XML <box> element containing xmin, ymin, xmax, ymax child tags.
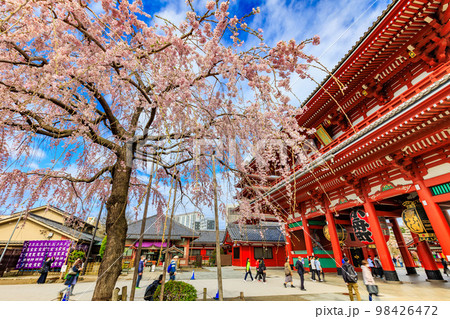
<box><xmin>137</xmin><ymin>0</ymin><xmax>392</xmax><ymax>227</ymax></box>
<box><xmin>4</xmin><ymin>0</ymin><xmax>392</xmax><ymax>229</ymax></box>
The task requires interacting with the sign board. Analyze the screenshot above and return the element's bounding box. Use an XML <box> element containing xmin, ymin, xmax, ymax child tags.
<box><xmin>315</xmin><ymin>124</ymin><xmax>333</xmax><ymax>146</ymax></box>
<box><xmin>16</xmin><ymin>240</ymin><xmax>71</xmax><ymax>269</ymax></box>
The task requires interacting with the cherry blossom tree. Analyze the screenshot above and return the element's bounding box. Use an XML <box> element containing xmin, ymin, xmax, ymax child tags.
<box><xmin>0</xmin><ymin>0</ymin><xmax>320</xmax><ymax>300</ymax></box>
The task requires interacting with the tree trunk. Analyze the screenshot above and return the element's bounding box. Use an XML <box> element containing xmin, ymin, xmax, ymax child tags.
<box><xmin>92</xmin><ymin>162</ymin><xmax>132</xmax><ymax>301</ymax></box>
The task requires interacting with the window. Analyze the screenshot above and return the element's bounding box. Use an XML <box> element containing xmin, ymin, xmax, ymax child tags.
<box><xmin>190</xmin><ymin>249</ymin><xmax>201</xmax><ymax>256</ymax></box>
<box><xmin>233</xmin><ymin>247</ymin><xmax>240</xmax><ymax>259</ymax></box>
<box><xmin>254</xmin><ymin>247</ymin><xmax>273</xmax><ymax>259</ymax></box>
<box><xmin>205</xmin><ymin>249</ymin><xmax>214</xmax><ymax>256</ymax></box>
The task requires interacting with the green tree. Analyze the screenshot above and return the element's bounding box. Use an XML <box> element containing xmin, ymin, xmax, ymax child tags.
<box><xmin>68</xmin><ymin>250</ymin><xmax>86</xmax><ymax>263</ymax></box>
<box><xmin>209</xmin><ymin>248</ymin><xmax>224</xmax><ymax>266</ymax></box>
<box><xmin>99</xmin><ymin>236</ymin><xmax>107</xmax><ymax>260</ymax></box>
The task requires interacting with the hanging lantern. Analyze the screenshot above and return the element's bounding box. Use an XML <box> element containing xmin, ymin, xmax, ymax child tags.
<box><xmin>402</xmin><ymin>201</ymin><xmax>436</xmax><ymax>241</ymax></box>
<box><xmin>323</xmin><ymin>224</ymin><xmax>347</xmax><ymax>243</ymax></box>
<box><xmin>350</xmin><ymin>209</ymin><xmax>389</xmax><ymax>245</ymax></box>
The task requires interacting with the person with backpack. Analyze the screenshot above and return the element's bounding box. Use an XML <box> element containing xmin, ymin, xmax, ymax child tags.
<box><xmin>64</xmin><ymin>258</ymin><xmax>83</xmax><ymax>296</ymax></box>
<box><xmin>374</xmin><ymin>255</ymin><xmax>383</xmax><ymax>279</ymax></box>
<box><xmin>244</xmin><ymin>258</ymin><xmax>254</xmax><ymax>282</ymax></box>
<box><xmin>167</xmin><ymin>255</ymin><xmax>178</xmax><ymax>280</ymax></box>
<box><xmin>144</xmin><ymin>274</ymin><xmax>163</xmax><ymax>301</ymax></box>
<box><xmin>283</xmin><ymin>258</ymin><xmax>294</xmax><ymax>288</ymax></box>
<box><xmin>295</xmin><ymin>257</ymin><xmax>306</xmax><ymax>291</ymax></box>
<box><xmin>341</xmin><ymin>257</ymin><xmax>361</xmax><ymax>301</ymax></box>
<box><xmin>257</xmin><ymin>258</ymin><xmax>266</xmax><ymax>283</ymax></box>
<box><xmin>136</xmin><ymin>255</ymin><xmax>146</xmax><ymax>289</ymax></box>
<box><xmin>37</xmin><ymin>256</ymin><xmax>55</xmax><ymax>284</ymax></box>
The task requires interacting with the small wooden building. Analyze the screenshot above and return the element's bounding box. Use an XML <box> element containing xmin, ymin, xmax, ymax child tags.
<box><xmin>223</xmin><ymin>224</ymin><xmax>286</xmax><ymax>267</ymax></box>
<box><xmin>189</xmin><ymin>230</ymin><xmax>226</xmax><ymax>264</ymax></box>
<box><xmin>125</xmin><ymin>214</ymin><xmax>199</xmax><ymax>267</ymax></box>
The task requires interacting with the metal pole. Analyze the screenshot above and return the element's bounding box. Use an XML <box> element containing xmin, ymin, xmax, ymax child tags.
<box><xmin>159</xmin><ymin>175</ymin><xmax>178</xmax><ymax>301</ymax></box>
<box><xmin>81</xmin><ymin>201</ymin><xmax>104</xmax><ymax>276</ymax></box>
<box><xmin>212</xmin><ymin>154</ymin><xmax>223</xmax><ymax>301</ymax></box>
<box><xmin>0</xmin><ymin>210</ymin><xmax>27</xmax><ymax>264</ymax></box>
<box><xmin>130</xmin><ymin>162</ymin><xmax>156</xmax><ymax>301</ymax></box>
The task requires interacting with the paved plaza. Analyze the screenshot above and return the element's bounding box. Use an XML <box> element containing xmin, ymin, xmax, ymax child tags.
<box><xmin>0</xmin><ymin>266</ymin><xmax>448</xmax><ymax>301</ymax></box>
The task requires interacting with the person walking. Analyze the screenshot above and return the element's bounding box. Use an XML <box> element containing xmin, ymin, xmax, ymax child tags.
<box><xmin>168</xmin><ymin>256</ymin><xmax>178</xmax><ymax>281</ymax></box>
<box><xmin>284</xmin><ymin>258</ymin><xmax>295</xmax><ymax>288</ymax></box>
<box><xmin>392</xmin><ymin>256</ymin><xmax>397</xmax><ymax>267</ymax></box>
<box><xmin>144</xmin><ymin>274</ymin><xmax>163</xmax><ymax>301</ymax></box>
<box><xmin>295</xmin><ymin>257</ymin><xmax>306</xmax><ymax>291</ymax></box>
<box><xmin>361</xmin><ymin>260</ymin><xmax>378</xmax><ymax>301</ymax></box>
<box><xmin>367</xmin><ymin>256</ymin><xmax>375</xmax><ymax>276</ymax></box>
<box><xmin>37</xmin><ymin>256</ymin><xmax>55</xmax><ymax>284</ymax></box>
<box><xmin>244</xmin><ymin>258</ymin><xmax>254</xmax><ymax>282</ymax></box>
<box><xmin>64</xmin><ymin>258</ymin><xmax>82</xmax><ymax>296</ymax></box>
<box><xmin>398</xmin><ymin>256</ymin><xmax>403</xmax><ymax>267</ymax></box>
<box><xmin>342</xmin><ymin>257</ymin><xmax>361</xmax><ymax>301</ymax></box>
<box><xmin>255</xmin><ymin>259</ymin><xmax>261</xmax><ymax>281</ymax></box>
<box><xmin>310</xmin><ymin>256</ymin><xmax>316</xmax><ymax>281</ymax></box>
<box><xmin>257</xmin><ymin>258</ymin><xmax>267</xmax><ymax>283</ymax></box>
<box><xmin>441</xmin><ymin>258</ymin><xmax>449</xmax><ymax>276</ymax></box>
<box><xmin>136</xmin><ymin>255</ymin><xmax>146</xmax><ymax>288</ymax></box>
<box><xmin>374</xmin><ymin>255</ymin><xmax>383</xmax><ymax>279</ymax></box>
<box><xmin>315</xmin><ymin>257</ymin><xmax>323</xmax><ymax>282</ymax></box>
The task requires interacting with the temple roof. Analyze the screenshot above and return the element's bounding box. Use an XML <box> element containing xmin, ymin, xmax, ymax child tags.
<box><xmin>225</xmin><ymin>224</ymin><xmax>285</xmax><ymax>243</ymax></box>
<box><xmin>127</xmin><ymin>215</ymin><xmax>199</xmax><ymax>241</ymax></box>
<box><xmin>192</xmin><ymin>230</ymin><xmax>226</xmax><ymax>245</ymax></box>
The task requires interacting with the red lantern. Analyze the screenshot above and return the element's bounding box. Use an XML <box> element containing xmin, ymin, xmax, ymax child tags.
<box><xmin>350</xmin><ymin>209</ymin><xmax>389</xmax><ymax>245</ymax></box>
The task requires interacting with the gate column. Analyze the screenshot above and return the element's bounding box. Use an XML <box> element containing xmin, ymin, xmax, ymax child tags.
<box><xmin>389</xmin><ymin>218</ymin><xmax>417</xmax><ymax>275</ymax></box>
<box><xmin>363</xmin><ymin>201</ymin><xmax>399</xmax><ymax>281</ymax></box>
<box><xmin>411</xmin><ymin>233</ymin><xmax>444</xmax><ymax>280</ymax></box>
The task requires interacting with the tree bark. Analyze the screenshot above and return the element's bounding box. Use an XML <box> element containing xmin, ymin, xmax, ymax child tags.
<box><xmin>92</xmin><ymin>161</ymin><xmax>132</xmax><ymax>301</ymax></box>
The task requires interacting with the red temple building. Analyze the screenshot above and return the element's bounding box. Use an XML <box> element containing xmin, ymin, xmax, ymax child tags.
<box><xmin>237</xmin><ymin>0</ymin><xmax>450</xmax><ymax>281</ymax></box>
<box><xmin>222</xmin><ymin>223</ymin><xmax>286</xmax><ymax>267</ymax></box>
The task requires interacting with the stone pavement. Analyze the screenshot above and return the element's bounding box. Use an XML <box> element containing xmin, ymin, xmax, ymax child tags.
<box><xmin>0</xmin><ymin>266</ymin><xmax>448</xmax><ymax>301</ymax></box>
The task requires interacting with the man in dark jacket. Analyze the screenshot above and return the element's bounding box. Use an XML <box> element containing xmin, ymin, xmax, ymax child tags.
<box><xmin>257</xmin><ymin>258</ymin><xmax>266</xmax><ymax>283</ymax></box>
<box><xmin>295</xmin><ymin>257</ymin><xmax>306</xmax><ymax>291</ymax></box>
<box><xmin>136</xmin><ymin>256</ymin><xmax>145</xmax><ymax>288</ymax></box>
<box><xmin>342</xmin><ymin>257</ymin><xmax>361</xmax><ymax>301</ymax></box>
<box><xmin>144</xmin><ymin>274</ymin><xmax>163</xmax><ymax>301</ymax></box>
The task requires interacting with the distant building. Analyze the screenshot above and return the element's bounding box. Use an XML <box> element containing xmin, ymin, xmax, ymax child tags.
<box><xmin>225</xmin><ymin>204</ymin><xmax>238</xmax><ymax>225</ymax></box>
<box><xmin>174</xmin><ymin>211</ymin><xmax>215</xmax><ymax>231</ymax></box>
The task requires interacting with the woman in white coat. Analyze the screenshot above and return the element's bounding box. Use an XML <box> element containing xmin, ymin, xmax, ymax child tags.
<box><xmin>361</xmin><ymin>259</ymin><xmax>377</xmax><ymax>301</ymax></box>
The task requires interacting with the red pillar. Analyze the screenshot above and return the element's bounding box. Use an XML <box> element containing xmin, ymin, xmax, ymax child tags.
<box><xmin>324</xmin><ymin>211</ymin><xmax>343</xmax><ymax>273</ymax></box>
<box><xmin>301</xmin><ymin>210</ymin><xmax>314</xmax><ymax>256</ymax></box>
<box><xmin>412</xmin><ymin>177</ymin><xmax>450</xmax><ymax>259</ymax></box>
<box><xmin>363</xmin><ymin>201</ymin><xmax>399</xmax><ymax>281</ymax></box>
<box><xmin>412</xmin><ymin>233</ymin><xmax>444</xmax><ymax>280</ymax></box>
<box><xmin>284</xmin><ymin>223</ymin><xmax>293</xmax><ymax>264</ymax></box>
<box><xmin>389</xmin><ymin>218</ymin><xmax>417</xmax><ymax>275</ymax></box>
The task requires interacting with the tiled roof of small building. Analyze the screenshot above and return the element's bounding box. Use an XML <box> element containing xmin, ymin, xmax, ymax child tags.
<box><xmin>226</xmin><ymin>224</ymin><xmax>285</xmax><ymax>243</ymax></box>
<box><xmin>192</xmin><ymin>230</ymin><xmax>226</xmax><ymax>245</ymax></box>
<box><xmin>127</xmin><ymin>215</ymin><xmax>199</xmax><ymax>241</ymax></box>
<box><xmin>30</xmin><ymin>214</ymin><xmax>103</xmax><ymax>243</ymax></box>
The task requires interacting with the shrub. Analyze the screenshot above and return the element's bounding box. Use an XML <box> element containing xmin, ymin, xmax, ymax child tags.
<box><xmin>209</xmin><ymin>248</ymin><xmax>224</xmax><ymax>266</ymax></box>
<box><xmin>154</xmin><ymin>280</ymin><xmax>197</xmax><ymax>301</ymax></box>
<box><xmin>99</xmin><ymin>236</ymin><xmax>107</xmax><ymax>260</ymax></box>
<box><xmin>68</xmin><ymin>250</ymin><xmax>85</xmax><ymax>263</ymax></box>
